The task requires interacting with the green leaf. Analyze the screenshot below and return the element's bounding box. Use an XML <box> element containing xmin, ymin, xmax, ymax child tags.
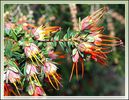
<box><xmin>4</xmin><ymin>61</ymin><xmax>8</xmax><ymax>66</ymax></box>
<box><xmin>8</xmin><ymin>60</ymin><xmax>17</xmax><ymax>67</ymax></box>
<box><xmin>24</xmin><ymin>64</ymin><xmax>27</xmax><ymax>75</ymax></box>
<box><xmin>71</xmin><ymin>31</ymin><xmax>77</xmax><ymax>38</ymax></box>
<box><xmin>12</xmin><ymin>43</ymin><xmax>20</xmax><ymax>52</ymax></box>
<box><xmin>4</xmin><ymin>29</ymin><xmax>11</xmax><ymax>36</ymax></box>
<box><xmin>15</xmin><ymin>25</ymin><xmax>22</xmax><ymax>35</ymax></box>
<box><xmin>84</xmin><ymin>30</ymin><xmax>90</xmax><ymax>33</ymax></box>
<box><xmin>55</xmin><ymin>30</ymin><xmax>62</xmax><ymax>39</ymax></box>
<box><xmin>63</xmin><ymin>33</ymin><xmax>67</xmax><ymax>40</ymax></box>
<box><xmin>67</xmin><ymin>28</ymin><xmax>70</xmax><ymax>38</ymax></box>
<box><xmin>54</xmin><ymin>34</ymin><xmax>59</xmax><ymax>41</ymax></box>
<box><xmin>7</xmin><ymin>59</ymin><xmax>23</xmax><ymax>75</ymax></box>
<box><xmin>59</xmin><ymin>42</ymin><xmax>64</xmax><ymax>50</ymax></box>
<box><xmin>21</xmin><ymin>78</ymin><xmax>26</xmax><ymax>87</ymax></box>
<box><xmin>53</xmin><ymin>41</ymin><xmax>57</xmax><ymax>47</ymax></box>
<box><xmin>11</xmin><ymin>30</ymin><xmax>17</xmax><ymax>41</ymax></box>
<box><xmin>67</xmin><ymin>41</ymin><xmax>72</xmax><ymax>48</ymax></box>
<box><xmin>12</xmin><ymin>52</ymin><xmax>23</xmax><ymax>60</ymax></box>
<box><xmin>4</xmin><ymin>39</ymin><xmax>13</xmax><ymax>57</ymax></box>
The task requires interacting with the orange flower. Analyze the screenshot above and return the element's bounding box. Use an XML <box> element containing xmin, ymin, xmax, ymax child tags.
<box><xmin>86</xmin><ymin>33</ymin><xmax>123</xmax><ymax>47</ymax></box>
<box><xmin>93</xmin><ymin>34</ymin><xmax>123</xmax><ymax>47</ymax></box>
<box><xmin>78</xmin><ymin>42</ymin><xmax>112</xmax><ymax>65</ymax></box>
<box><xmin>33</xmin><ymin>25</ymin><xmax>61</xmax><ymax>40</ymax></box>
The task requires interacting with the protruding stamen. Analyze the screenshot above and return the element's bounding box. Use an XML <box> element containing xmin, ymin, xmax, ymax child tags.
<box><xmin>69</xmin><ymin>63</ymin><xmax>75</xmax><ymax>82</ymax></box>
<box><xmin>75</xmin><ymin>62</ymin><xmax>79</xmax><ymax>80</ymax></box>
<box><xmin>47</xmin><ymin>74</ymin><xmax>59</xmax><ymax>90</ymax></box>
<box><xmin>13</xmin><ymin>82</ymin><xmax>21</xmax><ymax>96</ymax></box>
<box><xmin>52</xmin><ymin>73</ymin><xmax>63</xmax><ymax>87</ymax></box>
<box><xmin>81</xmin><ymin>61</ymin><xmax>84</xmax><ymax>78</ymax></box>
<box><xmin>30</xmin><ymin>57</ymin><xmax>36</xmax><ymax>66</ymax></box>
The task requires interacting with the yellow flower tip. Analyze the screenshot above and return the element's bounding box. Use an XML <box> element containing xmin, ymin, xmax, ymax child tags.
<box><xmin>43</xmin><ymin>26</ymin><xmax>61</xmax><ymax>34</ymax></box>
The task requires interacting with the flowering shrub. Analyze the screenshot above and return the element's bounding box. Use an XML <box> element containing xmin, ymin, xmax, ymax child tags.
<box><xmin>4</xmin><ymin>6</ymin><xmax>124</xmax><ymax>96</ymax></box>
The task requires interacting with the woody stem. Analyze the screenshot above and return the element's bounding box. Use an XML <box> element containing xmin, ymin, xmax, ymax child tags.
<box><xmin>40</xmin><ymin>37</ymin><xmax>81</xmax><ymax>43</ymax></box>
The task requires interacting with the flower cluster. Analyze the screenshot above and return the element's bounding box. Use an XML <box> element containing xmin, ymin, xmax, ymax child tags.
<box><xmin>70</xmin><ymin>6</ymin><xmax>123</xmax><ymax>81</ymax></box>
<box><xmin>24</xmin><ymin>39</ymin><xmax>62</xmax><ymax>94</ymax></box>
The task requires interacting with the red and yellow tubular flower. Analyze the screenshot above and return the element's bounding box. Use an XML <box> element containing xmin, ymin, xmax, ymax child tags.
<box><xmin>4</xmin><ymin>66</ymin><xmax>21</xmax><ymax>96</ymax></box>
<box><xmin>69</xmin><ymin>48</ymin><xmax>84</xmax><ymax>81</ymax></box>
<box><xmin>78</xmin><ymin>42</ymin><xmax>112</xmax><ymax>65</ymax></box>
<box><xmin>92</xmin><ymin>34</ymin><xmax>123</xmax><ymax>47</ymax></box>
<box><xmin>33</xmin><ymin>25</ymin><xmax>61</xmax><ymax>41</ymax></box>
<box><xmin>43</xmin><ymin>61</ymin><xmax>63</xmax><ymax>90</ymax></box>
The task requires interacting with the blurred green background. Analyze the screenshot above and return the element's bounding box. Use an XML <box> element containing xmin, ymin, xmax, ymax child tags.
<box><xmin>4</xmin><ymin>4</ymin><xmax>125</xmax><ymax>96</ymax></box>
